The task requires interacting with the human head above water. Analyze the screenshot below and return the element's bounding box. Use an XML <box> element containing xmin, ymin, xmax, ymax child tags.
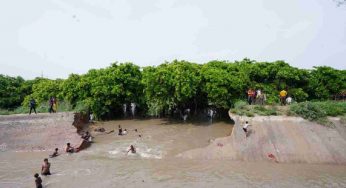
<box><xmin>34</xmin><ymin>173</ymin><xmax>39</xmax><ymax>178</ymax></box>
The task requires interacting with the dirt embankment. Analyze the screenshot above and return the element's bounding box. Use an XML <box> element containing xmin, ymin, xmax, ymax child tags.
<box><xmin>178</xmin><ymin>114</ymin><xmax>346</xmax><ymax>164</ymax></box>
<box><xmin>0</xmin><ymin>112</ymin><xmax>88</xmax><ymax>152</ymax></box>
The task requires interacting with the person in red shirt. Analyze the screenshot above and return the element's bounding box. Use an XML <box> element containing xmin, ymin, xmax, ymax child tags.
<box><xmin>247</xmin><ymin>88</ymin><xmax>255</xmax><ymax>105</ymax></box>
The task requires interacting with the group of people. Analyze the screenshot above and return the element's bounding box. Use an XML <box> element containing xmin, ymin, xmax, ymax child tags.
<box><xmin>34</xmin><ymin>131</ymin><xmax>93</xmax><ymax>187</ymax></box>
<box><xmin>247</xmin><ymin>88</ymin><xmax>266</xmax><ymax>105</ymax></box>
<box><xmin>247</xmin><ymin>88</ymin><xmax>293</xmax><ymax>106</ymax></box>
<box><xmin>118</xmin><ymin>125</ymin><xmax>140</xmax><ymax>154</ymax></box>
<box><xmin>29</xmin><ymin>96</ymin><xmax>58</xmax><ymax>115</ymax></box>
<box><xmin>279</xmin><ymin>89</ymin><xmax>292</xmax><ymax>106</ymax></box>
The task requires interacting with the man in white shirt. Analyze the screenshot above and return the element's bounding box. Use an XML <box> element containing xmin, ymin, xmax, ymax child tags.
<box><xmin>286</xmin><ymin>96</ymin><xmax>292</xmax><ymax>105</ymax></box>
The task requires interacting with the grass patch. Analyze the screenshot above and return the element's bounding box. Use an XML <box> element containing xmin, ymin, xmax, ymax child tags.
<box><xmin>230</xmin><ymin>101</ymin><xmax>280</xmax><ymax>117</ymax></box>
<box><xmin>288</xmin><ymin>101</ymin><xmax>346</xmax><ymax>127</ymax></box>
<box><xmin>340</xmin><ymin>115</ymin><xmax>346</xmax><ymax>125</ymax></box>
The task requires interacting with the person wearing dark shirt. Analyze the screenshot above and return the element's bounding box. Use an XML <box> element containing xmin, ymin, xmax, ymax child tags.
<box><xmin>29</xmin><ymin>98</ymin><xmax>37</xmax><ymax>115</ymax></box>
<box><xmin>34</xmin><ymin>173</ymin><xmax>42</xmax><ymax>188</ymax></box>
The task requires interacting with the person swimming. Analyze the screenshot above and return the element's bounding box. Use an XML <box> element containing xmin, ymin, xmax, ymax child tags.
<box><xmin>118</xmin><ymin>125</ymin><xmax>123</xmax><ymax>135</ymax></box>
<box><xmin>41</xmin><ymin>158</ymin><xmax>51</xmax><ymax>176</ymax></box>
<box><xmin>34</xmin><ymin>173</ymin><xmax>42</xmax><ymax>188</ymax></box>
<box><xmin>65</xmin><ymin>143</ymin><xmax>74</xmax><ymax>153</ymax></box>
<box><xmin>122</xmin><ymin>129</ymin><xmax>128</xmax><ymax>135</ymax></box>
<box><xmin>127</xmin><ymin>145</ymin><xmax>136</xmax><ymax>154</ymax></box>
<box><xmin>49</xmin><ymin>148</ymin><xmax>59</xmax><ymax>158</ymax></box>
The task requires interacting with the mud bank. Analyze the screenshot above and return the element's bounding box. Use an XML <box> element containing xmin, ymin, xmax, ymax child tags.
<box><xmin>178</xmin><ymin>114</ymin><xmax>346</xmax><ymax>164</ymax></box>
<box><xmin>0</xmin><ymin>112</ymin><xmax>86</xmax><ymax>152</ymax></box>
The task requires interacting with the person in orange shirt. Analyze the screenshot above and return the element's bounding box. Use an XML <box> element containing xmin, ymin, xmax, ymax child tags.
<box><xmin>247</xmin><ymin>88</ymin><xmax>255</xmax><ymax>105</ymax></box>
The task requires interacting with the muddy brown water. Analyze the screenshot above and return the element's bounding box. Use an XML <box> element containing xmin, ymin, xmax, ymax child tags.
<box><xmin>0</xmin><ymin>119</ymin><xmax>346</xmax><ymax>188</ymax></box>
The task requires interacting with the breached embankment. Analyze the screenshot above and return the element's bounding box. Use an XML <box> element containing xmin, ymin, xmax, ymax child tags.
<box><xmin>178</xmin><ymin>114</ymin><xmax>346</xmax><ymax>164</ymax></box>
<box><xmin>0</xmin><ymin>112</ymin><xmax>87</xmax><ymax>152</ymax></box>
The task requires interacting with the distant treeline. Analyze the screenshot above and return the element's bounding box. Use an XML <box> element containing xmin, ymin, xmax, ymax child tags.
<box><xmin>1</xmin><ymin>59</ymin><xmax>345</xmax><ymax>119</ymax></box>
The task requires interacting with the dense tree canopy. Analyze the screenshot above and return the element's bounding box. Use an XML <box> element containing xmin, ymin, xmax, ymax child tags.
<box><xmin>1</xmin><ymin>60</ymin><xmax>345</xmax><ymax>119</ymax></box>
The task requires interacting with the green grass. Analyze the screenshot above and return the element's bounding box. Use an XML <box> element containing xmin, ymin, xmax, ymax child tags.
<box><xmin>289</xmin><ymin>101</ymin><xmax>346</xmax><ymax>127</ymax></box>
<box><xmin>230</xmin><ymin>101</ymin><xmax>280</xmax><ymax>117</ymax></box>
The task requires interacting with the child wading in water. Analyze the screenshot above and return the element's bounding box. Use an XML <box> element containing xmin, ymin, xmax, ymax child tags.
<box><xmin>49</xmin><ymin>148</ymin><xmax>59</xmax><ymax>158</ymax></box>
<box><xmin>34</xmin><ymin>173</ymin><xmax>43</xmax><ymax>188</ymax></box>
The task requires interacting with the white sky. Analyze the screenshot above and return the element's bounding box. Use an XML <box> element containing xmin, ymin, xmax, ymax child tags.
<box><xmin>1</xmin><ymin>0</ymin><xmax>346</xmax><ymax>79</ymax></box>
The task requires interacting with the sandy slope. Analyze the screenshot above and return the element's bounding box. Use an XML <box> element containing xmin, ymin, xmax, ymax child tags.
<box><xmin>0</xmin><ymin>112</ymin><xmax>82</xmax><ymax>152</ymax></box>
<box><xmin>178</xmin><ymin>114</ymin><xmax>346</xmax><ymax>164</ymax></box>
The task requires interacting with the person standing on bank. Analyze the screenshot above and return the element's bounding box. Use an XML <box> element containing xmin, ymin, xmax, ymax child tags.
<box><xmin>279</xmin><ymin>89</ymin><xmax>288</xmax><ymax>106</ymax></box>
<box><xmin>29</xmin><ymin>98</ymin><xmax>37</xmax><ymax>115</ymax></box>
<box><xmin>49</xmin><ymin>97</ymin><xmax>54</xmax><ymax>113</ymax></box>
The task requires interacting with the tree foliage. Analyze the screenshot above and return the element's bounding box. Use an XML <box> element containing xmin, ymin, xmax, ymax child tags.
<box><xmin>1</xmin><ymin>60</ymin><xmax>345</xmax><ymax>119</ymax></box>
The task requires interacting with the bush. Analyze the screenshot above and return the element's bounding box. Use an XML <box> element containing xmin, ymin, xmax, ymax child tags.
<box><xmin>73</xmin><ymin>101</ymin><xmax>89</xmax><ymax>114</ymax></box>
<box><xmin>313</xmin><ymin>101</ymin><xmax>346</xmax><ymax>116</ymax></box>
<box><xmin>289</xmin><ymin>101</ymin><xmax>339</xmax><ymax>127</ymax></box>
<box><xmin>290</xmin><ymin>88</ymin><xmax>308</xmax><ymax>102</ymax></box>
<box><xmin>234</xmin><ymin>100</ymin><xmax>247</xmax><ymax>109</ymax></box>
<box><xmin>290</xmin><ymin>102</ymin><xmax>326</xmax><ymax>121</ymax></box>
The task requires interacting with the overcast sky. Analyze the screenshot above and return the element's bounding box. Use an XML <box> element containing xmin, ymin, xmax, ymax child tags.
<box><xmin>1</xmin><ymin>0</ymin><xmax>345</xmax><ymax>79</ymax></box>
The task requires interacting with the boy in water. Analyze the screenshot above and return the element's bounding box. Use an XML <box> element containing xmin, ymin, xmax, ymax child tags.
<box><xmin>34</xmin><ymin>173</ymin><xmax>43</xmax><ymax>188</ymax></box>
<box><xmin>118</xmin><ymin>125</ymin><xmax>123</xmax><ymax>135</ymax></box>
<box><xmin>65</xmin><ymin>143</ymin><xmax>74</xmax><ymax>153</ymax></box>
<box><xmin>81</xmin><ymin>131</ymin><xmax>91</xmax><ymax>141</ymax></box>
<box><xmin>243</xmin><ymin>121</ymin><xmax>250</xmax><ymax>138</ymax></box>
<box><xmin>122</xmin><ymin>129</ymin><xmax>128</xmax><ymax>135</ymax></box>
<box><xmin>41</xmin><ymin>158</ymin><xmax>51</xmax><ymax>176</ymax></box>
<box><xmin>49</xmin><ymin>148</ymin><xmax>59</xmax><ymax>158</ymax></box>
<box><xmin>127</xmin><ymin>145</ymin><xmax>136</xmax><ymax>154</ymax></box>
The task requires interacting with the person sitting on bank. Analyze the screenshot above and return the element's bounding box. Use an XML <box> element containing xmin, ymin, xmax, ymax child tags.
<box><xmin>49</xmin><ymin>148</ymin><xmax>59</xmax><ymax>158</ymax></box>
<box><xmin>34</xmin><ymin>173</ymin><xmax>43</xmax><ymax>188</ymax></box>
<box><xmin>127</xmin><ymin>145</ymin><xmax>136</xmax><ymax>154</ymax></box>
<box><xmin>41</xmin><ymin>158</ymin><xmax>51</xmax><ymax>176</ymax></box>
<box><xmin>65</xmin><ymin>143</ymin><xmax>75</xmax><ymax>153</ymax></box>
